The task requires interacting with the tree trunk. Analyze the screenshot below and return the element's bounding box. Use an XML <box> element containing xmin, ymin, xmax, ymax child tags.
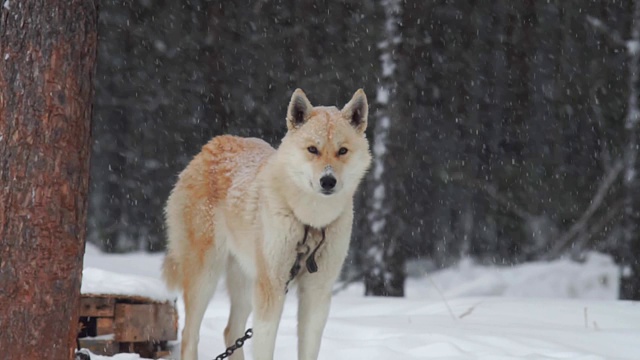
<box><xmin>363</xmin><ymin>0</ymin><xmax>406</xmax><ymax>297</ymax></box>
<box><xmin>0</xmin><ymin>1</ymin><xmax>97</xmax><ymax>358</ymax></box>
<box><xmin>621</xmin><ymin>0</ymin><xmax>640</xmax><ymax>300</ymax></box>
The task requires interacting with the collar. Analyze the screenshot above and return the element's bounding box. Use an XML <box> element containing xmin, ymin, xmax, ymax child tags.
<box><xmin>285</xmin><ymin>225</ymin><xmax>326</xmax><ymax>293</ymax></box>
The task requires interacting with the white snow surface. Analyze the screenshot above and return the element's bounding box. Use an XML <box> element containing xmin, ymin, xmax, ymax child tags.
<box><xmin>82</xmin><ymin>243</ymin><xmax>640</xmax><ymax>359</ymax></box>
<box><xmin>81</xmin><ymin>267</ymin><xmax>175</xmax><ymax>303</ymax></box>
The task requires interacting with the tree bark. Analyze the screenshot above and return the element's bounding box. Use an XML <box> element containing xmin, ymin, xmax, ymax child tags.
<box><xmin>363</xmin><ymin>0</ymin><xmax>406</xmax><ymax>297</ymax></box>
<box><xmin>0</xmin><ymin>1</ymin><xmax>97</xmax><ymax>358</ymax></box>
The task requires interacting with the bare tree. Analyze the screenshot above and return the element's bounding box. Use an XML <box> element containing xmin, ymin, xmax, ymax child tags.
<box><xmin>0</xmin><ymin>1</ymin><xmax>97</xmax><ymax>358</ymax></box>
<box><xmin>363</xmin><ymin>0</ymin><xmax>406</xmax><ymax>297</ymax></box>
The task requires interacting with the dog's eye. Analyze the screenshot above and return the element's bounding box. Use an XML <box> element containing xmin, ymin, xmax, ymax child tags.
<box><xmin>338</xmin><ymin>147</ymin><xmax>348</xmax><ymax>155</ymax></box>
<box><xmin>308</xmin><ymin>146</ymin><xmax>319</xmax><ymax>155</ymax></box>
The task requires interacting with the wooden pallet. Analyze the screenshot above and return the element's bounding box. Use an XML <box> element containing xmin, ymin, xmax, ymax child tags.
<box><xmin>78</xmin><ymin>294</ymin><xmax>177</xmax><ymax>359</ymax></box>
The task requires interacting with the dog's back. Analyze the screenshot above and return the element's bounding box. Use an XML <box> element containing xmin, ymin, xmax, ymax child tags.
<box><xmin>162</xmin><ymin>135</ymin><xmax>274</xmax><ymax>291</ymax></box>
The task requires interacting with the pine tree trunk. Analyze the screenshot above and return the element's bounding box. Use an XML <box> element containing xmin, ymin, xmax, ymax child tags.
<box><xmin>363</xmin><ymin>0</ymin><xmax>406</xmax><ymax>297</ymax></box>
<box><xmin>621</xmin><ymin>0</ymin><xmax>640</xmax><ymax>300</ymax></box>
<box><xmin>0</xmin><ymin>1</ymin><xmax>97</xmax><ymax>358</ymax></box>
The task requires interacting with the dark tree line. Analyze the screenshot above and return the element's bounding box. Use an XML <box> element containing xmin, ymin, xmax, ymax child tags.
<box><xmin>89</xmin><ymin>0</ymin><xmax>640</xmax><ymax>299</ymax></box>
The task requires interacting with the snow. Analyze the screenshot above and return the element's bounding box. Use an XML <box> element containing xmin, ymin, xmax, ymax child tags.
<box><xmin>81</xmin><ymin>268</ymin><xmax>175</xmax><ymax>303</ymax></box>
<box><xmin>369</xmin><ymin>112</ymin><xmax>390</xmax><ymax>235</ymax></box>
<box><xmin>82</xmin><ymin>243</ymin><xmax>640</xmax><ymax>360</ymax></box>
<box><xmin>376</xmin><ymin>86</ymin><xmax>389</xmax><ymax>105</ymax></box>
<box><xmin>372</xmin><ymin>184</ymin><xmax>385</xmax><ymax>206</ymax></box>
<box><xmin>2</xmin><ymin>0</ymin><xmax>9</xmax><ymax>10</ymax></box>
<box><xmin>379</xmin><ymin>52</ymin><xmax>396</xmax><ymax>77</ymax></box>
<box><xmin>407</xmin><ymin>252</ymin><xmax>620</xmax><ymax>300</ymax></box>
<box><xmin>372</xmin><ymin>116</ymin><xmax>390</xmax><ymax>158</ymax></box>
<box><xmin>627</xmin><ymin>40</ymin><xmax>640</xmax><ymax>56</ymax></box>
<box><xmin>370</xmin><ymin>219</ymin><xmax>385</xmax><ymax>234</ymax></box>
<box><xmin>84</xmin><ymin>353</ymin><xmax>145</xmax><ymax>360</ymax></box>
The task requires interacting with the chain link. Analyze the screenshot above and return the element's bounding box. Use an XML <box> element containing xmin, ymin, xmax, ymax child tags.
<box><xmin>214</xmin><ymin>329</ymin><xmax>253</xmax><ymax>360</ymax></box>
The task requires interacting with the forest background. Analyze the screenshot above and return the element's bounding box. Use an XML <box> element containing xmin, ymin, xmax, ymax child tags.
<box><xmin>88</xmin><ymin>0</ymin><xmax>640</xmax><ymax>299</ymax></box>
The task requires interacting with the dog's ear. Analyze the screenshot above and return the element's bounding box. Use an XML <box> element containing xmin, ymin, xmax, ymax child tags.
<box><xmin>286</xmin><ymin>89</ymin><xmax>313</xmax><ymax>130</ymax></box>
<box><xmin>341</xmin><ymin>89</ymin><xmax>368</xmax><ymax>133</ymax></box>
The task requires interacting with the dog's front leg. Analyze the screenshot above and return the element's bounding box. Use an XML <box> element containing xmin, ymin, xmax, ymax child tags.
<box><xmin>297</xmin><ymin>215</ymin><xmax>352</xmax><ymax>360</ymax></box>
<box><xmin>252</xmin><ymin>271</ymin><xmax>287</xmax><ymax>360</ymax></box>
<box><xmin>251</xmin><ymin>213</ymin><xmax>300</xmax><ymax>360</ymax></box>
<box><xmin>297</xmin><ymin>275</ymin><xmax>334</xmax><ymax>360</ymax></box>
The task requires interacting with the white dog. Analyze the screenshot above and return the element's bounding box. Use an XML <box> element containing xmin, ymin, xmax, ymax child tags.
<box><xmin>162</xmin><ymin>89</ymin><xmax>372</xmax><ymax>360</ymax></box>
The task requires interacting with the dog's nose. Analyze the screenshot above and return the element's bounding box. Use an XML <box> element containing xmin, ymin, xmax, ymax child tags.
<box><xmin>320</xmin><ymin>175</ymin><xmax>337</xmax><ymax>191</ymax></box>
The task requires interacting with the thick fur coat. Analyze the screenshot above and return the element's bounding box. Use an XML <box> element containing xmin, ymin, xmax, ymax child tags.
<box><xmin>162</xmin><ymin>89</ymin><xmax>372</xmax><ymax>360</ymax></box>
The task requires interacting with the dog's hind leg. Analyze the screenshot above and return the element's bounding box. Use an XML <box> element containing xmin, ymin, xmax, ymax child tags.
<box><xmin>224</xmin><ymin>256</ymin><xmax>253</xmax><ymax>360</ymax></box>
<box><xmin>180</xmin><ymin>245</ymin><xmax>226</xmax><ymax>360</ymax></box>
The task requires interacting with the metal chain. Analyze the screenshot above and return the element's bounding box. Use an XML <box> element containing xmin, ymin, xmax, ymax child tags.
<box><xmin>74</xmin><ymin>350</ymin><xmax>91</xmax><ymax>360</ymax></box>
<box><xmin>286</xmin><ymin>225</ymin><xmax>311</xmax><ymax>293</ymax></box>
<box><xmin>214</xmin><ymin>329</ymin><xmax>254</xmax><ymax>360</ymax></box>
<box><xmin>75</xmin><ymin>322</ymin><xmax>91</xmax><ymax>360</ymax></box>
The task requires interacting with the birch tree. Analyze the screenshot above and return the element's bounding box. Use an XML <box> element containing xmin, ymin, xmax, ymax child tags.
<box><xmin>363</xmin><ymin>0</ymin><xmax>406</xmax><ymax>297</ymax></box>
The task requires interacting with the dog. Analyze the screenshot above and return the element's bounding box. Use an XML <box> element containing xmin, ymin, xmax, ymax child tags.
<box><xmin>162</xmin><ymin>89</ymin><xmax>372</xmax><ymax>360</ymax></box>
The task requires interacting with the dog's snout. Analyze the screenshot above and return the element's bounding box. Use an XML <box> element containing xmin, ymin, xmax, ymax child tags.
<box><xmin>320</xmin><ymin>175</ymin><xmax>337</xmax><ymax>191</ymax></box>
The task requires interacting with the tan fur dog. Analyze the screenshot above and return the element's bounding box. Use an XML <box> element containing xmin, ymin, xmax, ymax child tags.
<box><xmin>162</xmin><ymin>89</ymin><xmax>372</xmax><ymax>360</ymax></box>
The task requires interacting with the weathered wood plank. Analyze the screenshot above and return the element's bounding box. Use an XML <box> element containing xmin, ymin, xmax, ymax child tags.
<box><xmin>96</xmin><ymin>317</ymin><xmax>114</xmax><ymax>335</ymax></box>
<box><xmin>114</xmin><ymin>303</ymin><xmax>178</xmax><ymax>342</ymax></box>
<box><xmin>78</xmin><ymin>338</ymin><xmax>119</xmax><ymax>356</ymax></box>
<box><xmin>79</xmin><ymin>297</ymin><xmax>115</xmax><ymax>317</ymax></box>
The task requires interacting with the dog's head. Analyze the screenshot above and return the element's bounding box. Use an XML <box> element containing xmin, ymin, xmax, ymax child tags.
<box><xmin>278</xmin><ymin>89</ymin><xmax>372</xmax><ymax>197</ymax></box>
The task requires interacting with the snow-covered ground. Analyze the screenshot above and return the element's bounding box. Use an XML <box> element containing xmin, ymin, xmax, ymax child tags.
<box><xmin>82</xmin><ymin>244</ymin><xmax>640</xmax><ymax>359</ymax></box>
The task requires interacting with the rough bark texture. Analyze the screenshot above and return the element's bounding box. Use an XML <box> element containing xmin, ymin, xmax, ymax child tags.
<box><xmin>0</xmin><ymin>1</ymin><xmax>97</xmax><ymax>359</ymax></box>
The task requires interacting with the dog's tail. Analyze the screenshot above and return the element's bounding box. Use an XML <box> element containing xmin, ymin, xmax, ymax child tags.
<box><xmin>162</xmin><ymin>253</ymin><xmax>182</xmax><ymax>291</ymax></box>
